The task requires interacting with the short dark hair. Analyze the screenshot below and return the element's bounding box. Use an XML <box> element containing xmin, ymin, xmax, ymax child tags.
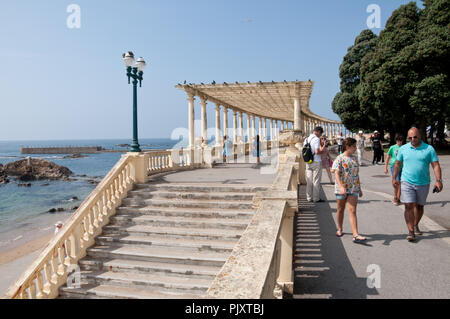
<box><xmin>395</xmin><ymin>133</ymin><xmax>403</xmax><ymax>142</ymax></box>
<box><xmin>343</xmin><ymin>137</ymin><xmax>356</xmax><ymax>152</ymax></box>
<box><xmin>314</xmin><ymin>126</ymin><xmax>323</xmax><ymax>134</ymax></box>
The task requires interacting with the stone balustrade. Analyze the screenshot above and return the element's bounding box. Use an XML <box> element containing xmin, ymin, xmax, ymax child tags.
<box><xmin>206</xmin><ymin>150</ymin><xmax>299</xmax><ymax>299</ymax></box>
<box><xmin>2</xmin><ymin>155</ymin><xmax>136</xmax><ymax>299</ymax></box>
<box><xmin>2</xmin><ymin>150</ymin><xmax>202</xmax><ymax>299</ymax></box>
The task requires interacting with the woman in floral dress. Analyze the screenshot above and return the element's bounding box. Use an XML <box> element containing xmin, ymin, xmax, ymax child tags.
<box><xmin>332</xmin><ymin>137</ymin><xmax>366</xmax><ymax>243</ymax></box>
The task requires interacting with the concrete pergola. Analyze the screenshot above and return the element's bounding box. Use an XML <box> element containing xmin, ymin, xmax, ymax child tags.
<box><xmin>175</xmin><ymin>80</ymin><xmax>346</xmax><ymax>148</ymax></box>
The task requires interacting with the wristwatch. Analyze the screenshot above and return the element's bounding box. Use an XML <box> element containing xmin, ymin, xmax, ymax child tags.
<box><xmin>436</xmin><ymin>179</ymin><xmax>442</xmax><ymax>183</ymax></box>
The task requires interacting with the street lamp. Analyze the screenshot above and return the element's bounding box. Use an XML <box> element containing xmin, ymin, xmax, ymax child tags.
<box><xmin>122</xmin><ymin>51</ymin><xmax>147</xmax><ymax>152</ymax></box>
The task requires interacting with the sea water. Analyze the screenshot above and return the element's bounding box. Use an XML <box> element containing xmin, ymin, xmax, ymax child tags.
<box><xmin>0</xmin><ymin>138</ymin><xmax>178</xmax><ymax>252</ymax></box>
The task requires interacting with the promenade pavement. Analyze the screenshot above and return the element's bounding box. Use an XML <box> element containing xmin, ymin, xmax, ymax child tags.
<box><xmin>294</xmin><ymin>153</ymin><xmax>450</xmax><ymax>299</ymax></box>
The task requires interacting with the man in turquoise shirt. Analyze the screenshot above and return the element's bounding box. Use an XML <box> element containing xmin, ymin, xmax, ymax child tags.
<box><xmin>393</xmin><ymin>127</ymin><xmax>443</xmax><ymax>242</ymax></box>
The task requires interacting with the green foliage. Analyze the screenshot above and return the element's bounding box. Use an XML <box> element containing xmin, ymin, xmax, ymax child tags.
<box><xmin>333</xmin><ymin>0</ymin><xmax>450</xmax><ymax>140</ymax></box>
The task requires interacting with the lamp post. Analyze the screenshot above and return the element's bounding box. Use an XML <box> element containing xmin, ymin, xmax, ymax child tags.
<box><xmin>123</xmin><ymin>51</ymin><xmax>147</xmax><ymax>152</ymax></box>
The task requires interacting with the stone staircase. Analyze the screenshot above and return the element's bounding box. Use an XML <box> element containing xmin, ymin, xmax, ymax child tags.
<box><xmin>58</xmin><ymin>180</ymin><xmax>267</xmax><ymax>299</ymax></box>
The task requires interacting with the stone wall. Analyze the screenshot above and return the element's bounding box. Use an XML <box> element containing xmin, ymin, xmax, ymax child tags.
<box><xmin>20</xmin><ymin>147</ymin><xmax>102</xmax><ymax>154</ymax></box>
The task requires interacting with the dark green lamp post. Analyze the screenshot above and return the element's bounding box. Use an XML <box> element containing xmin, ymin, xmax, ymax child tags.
<box><xmin>123</xmin><ymin>51</ymin><xmax>147</xmax><ymax>152</ymax></box>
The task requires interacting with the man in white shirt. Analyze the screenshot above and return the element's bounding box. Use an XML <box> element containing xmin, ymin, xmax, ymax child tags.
<box><xmin>356</xmin><ymin>131</ymin><xmax>366</xmax><ymax>165</ymax></box>
<box><xmin>304</xmin><ymin>126</ymin><xmax>326</xmax><ymax>202</ymax></box>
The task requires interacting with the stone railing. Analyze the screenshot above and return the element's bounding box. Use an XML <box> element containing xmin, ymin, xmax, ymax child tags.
<box><xmin>2</xmin><ymin>154</ymin><xmax>137</xmax><ymax>299</ymax></box>
<box><xmin>2</xmin><ymin>149</ymin><xmax>199</xmax><ymax>299</ymax></box>
<box><xmin>206</xmin><ymin>150</ymin><xmax>300</xmax><ymax>299</ymax></box>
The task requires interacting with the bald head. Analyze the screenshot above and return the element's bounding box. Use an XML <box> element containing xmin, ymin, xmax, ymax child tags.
<box><xmin>407</xmin><ymin>127</ymin><xmax>422</xmax><ymax>147</ymax></box>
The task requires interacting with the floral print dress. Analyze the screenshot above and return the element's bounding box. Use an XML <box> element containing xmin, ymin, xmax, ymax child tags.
<box><xmin>332</xmin><ymin>154</ymin><xmax>361</xmax><ymax>194</ymax></box>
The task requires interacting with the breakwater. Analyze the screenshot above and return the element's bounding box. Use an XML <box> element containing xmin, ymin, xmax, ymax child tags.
<box><xmin>20</xmin><ymin>146</ymin><xmax>102</xmax><ymax>154</ymax></box>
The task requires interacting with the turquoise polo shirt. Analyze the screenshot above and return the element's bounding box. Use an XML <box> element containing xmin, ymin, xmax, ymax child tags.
<box><xmin>396</xmin><ymin>142</ymin><xmax>439</xmax><ymax>185</ymax></box>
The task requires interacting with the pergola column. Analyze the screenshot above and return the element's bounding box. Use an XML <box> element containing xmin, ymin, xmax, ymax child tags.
<box><xmin>246</xmin><ymin>114</ymin><xmax>251</xmax><ymax>143</ymax></box>
<box><xmin>269</xmin><ymin>119</ymin><xmax>274</xmax><ymax>140</ymax></box>
<box><xmin>233</xmin><ymin>110</ymin><xmax>238</xmax><ymax>144</ymax></box>
<box><xmin>200</xmin><ymin>96</ymin><xmax>208</xmax><ymax>147</ymax></box>
<box><xmin>215</xmin><ymin>104</ymin><xmax>221</xmax><ymax>146</ymax></box>
<box><xmin>294</xmin><ymin>96</ymin><xmax>301</xmax><ymax>131</ymax></box>
<box><xmin>262</xmin><ymin>117</ymin><xmax>267</xmax><ymax>140</ymax></box>
<box><xmin>274</xmin><ymin>120</ymin><xmax>279</xmax><ymax>140</ymax></box>
<box><xmin>251</xmin><ymin>115</ymin><xmax>256</xmax><ymax>140</ymax></box>
<box><xmin>239</xmin><ymin>111</ymin><xmax>244</xmax><ymax>143</ymax></box>
<box><xmin>187</xmin><ymin>93</ymin><xmax>195</xmax><ymax>149</ymax></box>
<box><xmin>258</xmin><ymin>117</ymin><xmax>263</xmax><ymax>139</ymax></box>
<box><xmin>223</xmin><ymin>107</ymin><xmax>229</xmax><ymax>139</ymax></box>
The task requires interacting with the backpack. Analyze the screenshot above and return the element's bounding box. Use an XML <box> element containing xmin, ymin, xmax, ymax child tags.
<box><xmin>302</xmin><ymin>136</ymin><xmax>314</xmax><ymax>163</ymax></box>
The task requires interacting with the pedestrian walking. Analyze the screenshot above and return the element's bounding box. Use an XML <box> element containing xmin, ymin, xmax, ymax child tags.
<box><xmin>393</xmin><ymin>127</ymin><xmax>443</xmax><ymax>242</ymax></box>
<box><xmin>355</xmin><ymin>131</ymin><xmax>366</xmax><ymax>165</ymax></box>
<box><xmin>320</xmin><ymin>135</ymin><xmax>333</xmax><ymax>184</ymax></box>
<box><xmin>222</xmin><ymin>135</ymin><xmax>230</xmax><ymax>163</ymax></box>
<box><xmin>332</xmin><ymin>137</ymin><xmax>366</xmax><ymax>243</ymax></box>
<box><xmin>337</xmin><ymin>133</ymin><xmax>344</xmax><ymax>154</ymax></box>
<box><xmin>304</xmin><ymin>126</ymin><xmax>326</xmax><ymax>202</ymax></box>
<box><xmin>371</xmin><ymin>131</ymin><xmax>383</xmax><ymax>165</ymax></box>
<box><xmin>384</xmin><ymin>133</ymin><xmax>404</xmax><ymax>206</ymax></box>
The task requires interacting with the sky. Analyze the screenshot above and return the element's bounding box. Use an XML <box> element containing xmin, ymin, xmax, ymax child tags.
<box><xmin>0</xmin><ymin>0</ymin><xmax>417</xmax><ymax>141</ymax></box>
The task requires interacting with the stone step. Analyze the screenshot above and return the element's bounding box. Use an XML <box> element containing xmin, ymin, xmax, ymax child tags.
<box><xmin>86</xmin><ymin>244</ymin><xmax>229</xmax><ymax>267</ymax></box>
<box><xmin>109</xmin><ymin>215</ymin><xmax>250</xmax><ymax>230</ymax></box>
<box><xmin>78</xmin><ymin>258</ymin><xmax>221</xmax><ymax>280</ymax></box>
<box><xmin>116</xmin><ymin>206</ymin><xmax>255</xmax><ymax>219</ymax></box>
<box><xmin>95</xmin><ymin>235</ymin><xmax>236</xmax><ymax>253</ymax></box>
<box><xmin>127</xmin><ymin>190</ymin><xmax>255</xmax><ymax>201</ymax></box>
<box><xmin>59</xmin><ymin>284</ymin><xmax>203</xmax><ymax>299</ymax></box>
<box><xmin>121</xmin><ymin>198</ymin><xmax>254</xmax><ymax>210</ymax></box>
<box><xmin>134</xmin><ymin>183</ymin><xmax>268</xmax><ymax>193</ymax></box>
<box><xmin>78</xmin><ymin>271</ymin><xmax>212</xmax><ymax>295</ymax></box>
<box><xmin>102</xmin><ymin>224</ymin><xmax>242</xmax><ymax>242</ymax></box>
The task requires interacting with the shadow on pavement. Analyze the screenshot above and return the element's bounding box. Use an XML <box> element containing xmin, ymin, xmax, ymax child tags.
<box><xmin>366</xmin><ymin>230</ymin><xmax>450</xmax><ymax>246</ymax></box>
<box><xmin>293</xmin><ymin>185</ymin><xmax>379</xmax><ymax>299</ymax></box>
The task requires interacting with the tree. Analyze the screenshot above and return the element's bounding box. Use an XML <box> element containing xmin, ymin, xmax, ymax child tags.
<box><xmin>411</xmin><ymin>0</ymin><xmax>450</xmax><ymax>145</ymax></box>
<box><xmin>332</xmin><ymin>30</ymin><xmax>378</xmax><ymax>132</ymax></box>
<box><xmin>359</xmin><ymin>2</ymin><xmax>422</xmax><ymax>143</ymax></box>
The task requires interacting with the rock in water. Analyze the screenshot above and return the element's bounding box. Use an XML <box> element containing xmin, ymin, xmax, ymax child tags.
<box><xmin>0</xmin><ymin>164</ymin><xmax>9</xmax><ymax>184</ymax></box>
<box><xmin>3</xmin><ymin>158</ymin><xmax>73</xmax><ymax>181</ymax></box>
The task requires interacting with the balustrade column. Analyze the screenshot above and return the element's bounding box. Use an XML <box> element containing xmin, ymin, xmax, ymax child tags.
<box><xmin>187</xmin><ymin>93</ymin><xmax>195</xmax><ymax>149</ymax></box>
<box><xmin>215</xmin><ymin>104</ymin><xmax>221</xmax><ymax>146</ymax></box>
<box><xmin>200</xmin><ymin>96</ymin><xmax>208</xmax><ymax>147</ymax></box>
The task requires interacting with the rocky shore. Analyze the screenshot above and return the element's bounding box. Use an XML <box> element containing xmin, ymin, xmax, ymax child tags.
<box><xmin>1</xmin><ymin>158</ymin><xmax>73</xmax><ymax>182</ymax></box>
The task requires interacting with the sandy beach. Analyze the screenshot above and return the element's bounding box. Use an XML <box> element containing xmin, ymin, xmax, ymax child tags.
<box><xmin>0</xmin><ymin>232</ymin><xmax>54</xmax><ymax>295</ymax></box>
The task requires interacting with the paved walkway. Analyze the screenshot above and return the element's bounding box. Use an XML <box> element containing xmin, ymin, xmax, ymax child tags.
<box><xmin>294</xmin><ymin>154</ymin><xmax>450</xmax><ymax>299</ymax></box>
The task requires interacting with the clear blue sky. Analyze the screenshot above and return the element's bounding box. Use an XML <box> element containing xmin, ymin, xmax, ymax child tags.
<box><xmin>0</xmin><ymin>0</ymin><xmax>416</xmax><ymax>141</ymax></box>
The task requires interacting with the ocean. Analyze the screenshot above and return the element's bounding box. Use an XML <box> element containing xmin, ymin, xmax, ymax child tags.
<box><xmin>0</xmin><ymin>138</ymin><xmax>178</xmax><ymax>253</ymax></box>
